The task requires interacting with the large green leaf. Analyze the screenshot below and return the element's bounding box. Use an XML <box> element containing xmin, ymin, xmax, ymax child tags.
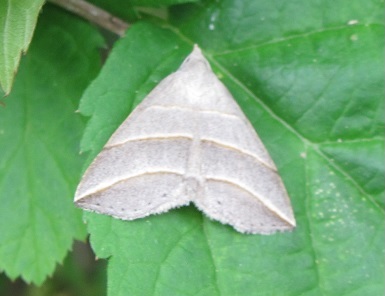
<box><xmin>79</xmin><ymin>0</ymin><xmax>384</xmax><ymax>295</ymax></box>
<box><xmin>0</xmin><ymin>7</ymin><xmax>103</xmax><ymax>284</ymax></box>
<box><xmin>0</xmin><ymin>0</ymin><xmax>45</xmax><ymax>95</ymax></box>
<box><xmin>131</xmin><ymin>0</ymin><xmax>199</xmax><ymax>6</ymax></box>
<box><xmin>88</xmin><ymin>0</ymin><xmax>200</xmax><ymax>21</ymax></box>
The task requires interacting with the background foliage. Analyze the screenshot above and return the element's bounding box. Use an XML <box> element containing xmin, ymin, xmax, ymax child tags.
<box><xmin>0</xmin><ymin>0</ymin><xmax>383</xmax><ymax>295</ymax></box>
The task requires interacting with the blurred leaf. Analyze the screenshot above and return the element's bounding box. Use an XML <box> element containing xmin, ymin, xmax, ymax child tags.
<box><xmin>0</xmin><ymin>241</ymin><xmax>106</xmax><ymax>296</ymax></box>
<box><xmin>78</xmin><ymin>0</ymin><xmax>383</xmax><ymax>295</ymax></box>
<box><xmin>27</xmin><ymin>241</ymin><xmax>107</xmax><ymax>296</ymax></box>
<box><xmin>131</xmin><ymin>0</ymin><xmax>200</xmax><ymax>7</ymax></box>
<box><xmin>88</xmin><ymin>0</ymin><xmax>140</xmax><ymax>21</ymax></box>
<box><xmin>0</xmin><ymin>6</ymin><xmax>103</xmax><ymax>284</ymax></box>
<box><xmin>0</xmin><ymin>0</ymin><xmax>44</xmax><ymax>95</ymax></box>
<box><xmin>88</xmin><ymin>0</ymin><xmax>200</xmax><ymax>22</ymax></box>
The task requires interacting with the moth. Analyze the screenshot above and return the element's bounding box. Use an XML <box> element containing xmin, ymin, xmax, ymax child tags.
<box><xmin>75</xmin><ymin>45</ymin><xmax>296</xmax><ymax>234</ymax></box>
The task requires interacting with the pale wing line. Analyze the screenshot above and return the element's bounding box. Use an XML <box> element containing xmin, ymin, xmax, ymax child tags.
<box><xmin>76</xmin><ymin>171</ymin><xmax>184</xmax><ymax>201</ymax></box>
<box><xmin>206</xmin><ymin>177</ymin><xmax>296</xmax><ymax>227</ymax></box>
<box><xmin>105</xmin><ymin>136</ymin><xmax>277</xmax><ymax>172</ymax></box>
<box><xmin>77</xmin><ymin>171</ymin><xmax>294</xmax><ymax>226</ymax></box>
<box><xmin>200</xmin><ymin>138</ymin><xmax>277</xmax><ymax>172</ymax></box>
<box><xmin>105</xmin><ymin>135</ymin><xmax>194</xmax><ymax>149</ymax></box>
<box><xmin>146</xmin><ymin>104</ymin><xmax>242</xmax><ymax>119</ymax></box>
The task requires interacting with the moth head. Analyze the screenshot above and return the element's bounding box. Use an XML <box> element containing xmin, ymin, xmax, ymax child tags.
<box><xmin>179</xmin><ymin>45</ymin><xmax>211</xmax><ymax>74</ymax></box>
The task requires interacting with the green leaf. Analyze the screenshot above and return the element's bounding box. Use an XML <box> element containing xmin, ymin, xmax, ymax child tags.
<box><xmin>0</xmin><ymin>7</ymin><xmax>103</xmax><ymax>284</ymax></box>
<box><xmin>79</xmin><ymin>24</ymin><xmax>190</xmax><ymax>156</ymax></box>
<box><xmin>131</xmin><ymin>0</ymin><xmax>200</xmax><ymax>7</ymax></box>
<box><xmin>0</xmin><ymin>0</ymin><xmax>45</xmax><ymax>95</ymax></box>
<box><xmin>88</xmin><ymin>0</ymin><xmax>200</xmax><ymax>21</ymax></box>
<box><xmin>88</xmin><ymin>0</ymin><xmax>140</xmax><ymax>20</ymax></box>
<box><xmin>79</xmin><ymin>1</ymin><xmax>384</xmax><ymax>295</ymax></box>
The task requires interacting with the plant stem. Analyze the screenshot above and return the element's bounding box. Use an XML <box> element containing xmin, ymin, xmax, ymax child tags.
<box><xmin>47</xmin><ymin>0</ymin><xmax>129</xmax><ymax>36</ymax></box>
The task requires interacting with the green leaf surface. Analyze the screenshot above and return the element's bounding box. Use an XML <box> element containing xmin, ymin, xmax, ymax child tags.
<box><xmin>0</xmin><ymin>0</ymin><xmax>45</xmax><ymax>95</ymax></box>
<box><xmin>131</xmin><ymin>0</ymin><xmax>199</xmax><ymax>7</ymax></box>
<box><xmin>88</xmin><ymin>0</ymin><xmax>200</xmax><ymax>22</ymax></box>
<box><xmin>0</xmin><ymin>7</ymin><xmax>103</xmax><ymax>284</ymax></box>
<box><xmin>88</xmin><ymin>0</ymin><xmax>140</xmax><ymax>21</ymax></box>
<box><xmin>79</xmin><ymin>0</ymin><xmax>384</xmax><ymax>295</ymax></box>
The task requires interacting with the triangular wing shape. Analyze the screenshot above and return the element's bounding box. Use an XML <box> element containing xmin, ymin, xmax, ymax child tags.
<box><xmin>75</xmin><ymin>45</ymin><xmax>296</xmax><ymax>234</ymax></box>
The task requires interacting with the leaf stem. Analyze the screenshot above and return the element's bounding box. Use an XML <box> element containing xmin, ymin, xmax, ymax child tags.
<box><xmin>47</xmin><ymin>0</ymin><xmax>129</xmax><ymax>36</ymax></box>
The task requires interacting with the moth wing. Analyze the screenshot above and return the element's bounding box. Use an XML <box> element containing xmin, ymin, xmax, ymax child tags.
<box><xmin>75</xmin><ymin>137</ymin><xmax>193</xmax><ymax>220</ymax></box>
<box><xmin>195</xmin><ymin>137</ymin><xmax>296</xmax><ymax>234</ymax></box>
<box><xmin>75</xmin><ymin>45</ymin><xmax>296</xmax><ymax>234</ymax></box>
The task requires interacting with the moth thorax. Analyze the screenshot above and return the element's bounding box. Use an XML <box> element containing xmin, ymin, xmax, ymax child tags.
<box><xmin>185</xmin><ymin>177</ymin><xmax>199</xmax><ymax>198</ymax></box>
